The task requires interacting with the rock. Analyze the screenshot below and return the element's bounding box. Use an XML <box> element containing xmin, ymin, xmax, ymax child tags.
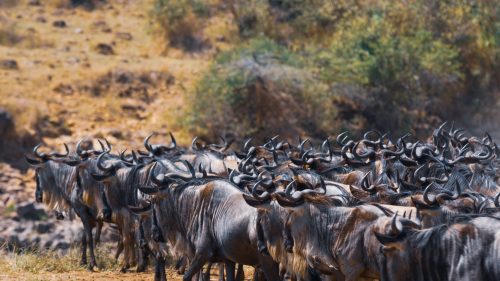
<box><xmin>0</xmin><ymin>59</ymin><xmax>19</xmax><ymax>70</ymax></box>
<box><xmin>52</xmin><ymin>20</ymin><xmax>67</xmax><ymax>28</ymax></box>
<box><xmin>94</xmin><ymin>43</ymin><xmax>114</xmax><ymax>55</ymax></box>
<box><xmin>54</xmin><ymin>241</ymin><xmax>70</xmax><ymax>250</ymax></box>
<box><xmin>121</xmin><ymin>103</ymin><xmax>145</xmax><ymax>112</ymax></box>
<box><xmin>53</xmin><ymin>83</ymin><xmax>74</xmax><ymax>95</ymax></box>
<box><xmin>166</xmin><ymin>74</ymin><xmax>176</xmax><ymax>86</ymax></box>
<box><xmin>36</xmin><ymin>222</ymin><xmax>54</xmax><ymax>234</ymax></box>
<box><xmin>109</xmin><ymin>129</ymin><xmax>124</xmax><ymax>139</ymax></box>
<box><xmin>16</xmin><ymin>202</ymin><xmax>47</xmax><ymax>221</ymax></box>
<box><xmin>28</xmin><ymin>0</ymin><xmax>41</xmax><ymax>6</ymax></box>
<box><xmin>36</xmin><ymin>16</ymin><xmax>47</xmax><ymax>23</ymax></box>
<box><xmin>115</xmin><ymin>32</ymin><xmax>133</xmax><ymax>41</ymax></box>
<box><xmin>14</xmin><ymin>226</ymin><xmax>25</xmax><ymax>233</ymax></box>
<box><xmin>115</xmin><ymin>71</ymin><xmax>132</xmax><ymax>84</ymax></box>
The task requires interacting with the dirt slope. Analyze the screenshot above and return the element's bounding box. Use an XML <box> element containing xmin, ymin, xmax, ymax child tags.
<box><xmin>0</xmin><ymin>0</ymin><xmax>209</xmax><ymax>152</ymax></box>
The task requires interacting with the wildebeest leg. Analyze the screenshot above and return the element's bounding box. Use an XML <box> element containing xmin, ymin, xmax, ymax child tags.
<box><xmin>307</xmin><ymin>267</ymin><xmax>322</xmax><ymax>281</ymax></box>
<box><xmin>95</xmin><ymin>220</ymin><xmax>103</xmax><ymax>245</ymax></box>
<box><xmin>136</xmin><ymin>222</ymin><xmax>149</xmax><ymax>272</ymax></box>
<box><xmin>235</xmin><ymin>263</ymin><xmax>244</xmax><ymax>281</ymax></box>
<box><xmin>80</xmin><ymin>232</ymin><xmax>87</xmax><ymax>266</ymax></box>
<box><xmin>154</xmin><ymin>254</ymin><xmax>167</xmax><ymax>281</ymax></box>
<box><xmin>253</xmin><ymin>268</ymin><xmax>265</xmax><ymax>281</ymax></box>
<box><xmin>120</xmin><ymin>233</ymin><xmax>132</xmax><ymax>272</ymax></box>
<box><xmin>175</xmin><ymin>257</ymin><xmax>187</xmax><ymax>275</ymax></box>
<box><xmin>256</xmin><ymin>214</ymin><xmax>269</xmax><ymax>256</ymax></box>
<box><xmin>258</xmin><ymin>256</ymin><xmax>280</xmax><ymax>281</ymax></box>
<box><xmin>283</xmin><ymin>213</ymin><xmax>294</xmax><ymax>253</ymax></box>
<box><xmin>136</xmin><ymin>247</ymin><xmax>149</xmax><ymax>272</ymax></box>
<box><xmin>82</xmin><ymin>218</ymin><xmax>97</xmax><ymax>270</ymax></box>
<box><xmin>183</xmin><ymin>252</ymin><xmax>211</xmax><ymax>281</ymax></box>
<box><xmin>218</xmin><ymin>263</ymin><xmax>226</xmax><ymax>281</ymax></box>
<box><xmin>100</xmin><ymin>186</ymin><xmax>112</xmax><ymax>221</ymax></box>
<box><xmin>115</xmin><ymin>238</ymin><xmax>124</xmax><ymax>261</ymax></box>
<box><xmin>203</xmin><ymin>262</ymin><xmax>213</xmax><ymax>281</ymax></box>
<box><xmin>225</xmin><ymin>261</ymin><xmax>236</xmax><ymax>281</ymax></box>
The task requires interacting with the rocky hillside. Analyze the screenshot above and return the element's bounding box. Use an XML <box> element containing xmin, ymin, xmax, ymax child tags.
<box><xmin>0</xmin><ymin>0</ymin><xmax>209</xmax><ymax>250</ymax></box>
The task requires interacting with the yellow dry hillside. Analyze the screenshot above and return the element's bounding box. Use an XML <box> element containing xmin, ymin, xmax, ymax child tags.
<box><xmin>0</xmin><ymin>0</ymin><xmax>213</xmax><ymax>149</ymax></box>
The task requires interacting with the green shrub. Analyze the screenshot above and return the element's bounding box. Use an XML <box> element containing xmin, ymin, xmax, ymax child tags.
<box><xmin>304</xmin><ymin>0</ymin><xmax>497</xmax><ymax>136</ymax></box>
<box><xmin>152</xmin><ymin>0</ymin><xmax>210</xmax><ymax>51</ymax></box>
<box><xmin>184</xmin><ymin>37</ymin><xmax>332</xmax><ymax>141</ymax></box>
<box><xmin>169</xmin><ymin>0</ymin><xmax>499</xmax><ymax>138</ymax></box>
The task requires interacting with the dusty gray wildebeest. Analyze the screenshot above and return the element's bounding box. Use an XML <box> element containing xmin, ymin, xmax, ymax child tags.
<box><xmin>374</xmin><ymin>214</ymin><xmax>500</xmax><ymax>281</ymax></box>
<box><xmin>25</xmin><ymin>143</ymin><xmax>111</xmax><ymax>270</ymax></box>
<box><xmin>130</xmin><ymin>160</ymin><xmax>281</xmax><ymax>281</ymax></box>
<box><xmin>243</xmin><ymin>178</ymin><xmax>420</xmax><ymax>281</ymax></box>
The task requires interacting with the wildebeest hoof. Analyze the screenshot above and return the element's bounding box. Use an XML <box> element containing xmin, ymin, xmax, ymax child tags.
<box><xmin>136</xmin><ymin>264</ymin><xmax>147</xmax><ymax>273</ymax></box>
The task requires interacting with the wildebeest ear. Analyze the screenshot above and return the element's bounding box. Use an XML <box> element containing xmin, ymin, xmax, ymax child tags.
<box><xmin>128</xmin><ymin>202</ymin><xmax>152</xmax><ymax>214</ymax></box>
<box><xmin>411</xmin><ymin>196</ymin><xmax>438</xmax><ymax>210</ymax></box>
<box><xmin>25</xmin><ymin>155</ymin><xmax>43</xmax><ymax>165</ymax></box>
<box><xmin>380</xmin><ymin>245</ymin><xmax>398</xmax><ymax>253</ymax></box>
<box><xmin>374</xmin><ymin>231</ymin><xmax>400</xmax><ymax>246</ymax></box>
<box><xmin>139</xmin><ymin>185</ymin><xmax>160</xmax><ymax>195</ymax></box>
<box><xmin>92</xmin><ymin>172</ymin><xmax>114</xmax><ymax>182</ymax></box>
<box><xmin>63</xmin><ymin>159</ymin><xmax>82</xmax><ymax>167</ymax></box>
<box><xmin>242</xmin><ymin>194</ymin><xmax>269</xmax><ymax>207</ymax></box>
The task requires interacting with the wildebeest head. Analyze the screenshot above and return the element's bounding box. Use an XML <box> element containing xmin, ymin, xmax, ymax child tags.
<box><xmin>25</xmin><ymin>144</ymin><xmax>73</xmax><ymax>209</ymax></box>
<box><xmin>372</xmin><ymin>214</ymin><xmax>422</xmax><ymax>281</ymax></box>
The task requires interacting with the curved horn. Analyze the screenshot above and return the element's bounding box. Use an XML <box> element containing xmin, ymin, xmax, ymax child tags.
<box><xmin>336</xmin><ymin>132</ymin><xmax>349</xmax><ymax>146</ymax></box>
<box><xmin>150</xmin><ymin>162</ymin><xmax>169</xmax><ymax>187</ymax></box>
<box><xmin>167</xmin><ymin>132</ymin><xmax>177</xmax><ymax>150</ymax></box>
<box><xmin>390</xmin><ymin>213</ymin><xmax>403</xmax><ymax>236</ymax></box>
<box><xmin>251</xmin><ymin>180</ymin><xmax>272</xmax><ymax>201</ymax></box>
<box><xmin>128</xmin><ymin>201</ymin><xmax>152</xmax><ymax>213</ymax></box>
<box><xmin>360</xmin><ymin>171</ymin><xmax>376</xmax><ymax>192</ymax></box>
<box><xmin>494</xmin><ymin>193</ymin><xmax>500</xmax><ymax>208</ymax></box>
<box><xmin>144</xmin><ymin>134</ymin><xmax>154</xmax><ymax>152</ymax></box>
<box><xmin>243</xmin><ymin>138</ymin><xmax>252</xmax><ymax>153</ymax></box>
<box><xmin>97</xmin><ymin>152</ymin><xmax>114</xmax><ymax>173</ymax></box>
<box><xmin>48</xmin><ymin>143</ymin><xmax>70</xmax><ymax>158</ymax></box>
<box><xmin>436</xmin><ymin>180</ymin><xmax>461</xmax><ymax>201</ymax></box>
<box><xmin>76</xmin><ymin>139</ymin><xmax>84</xmax><ymax>156</ymax></box>
<box><xmin>423</xmin><ymin>183</ymin><xmax>437</xmax><ymax>205</ymax></box>
<box><xmin>120</xmin><ymin>149</ymin><xmax>133</xmax><ymax>164</ymax></box>
<box><xmin>33</xmin><ymin>144</ymin><xmax>45</xmax><ymax>158</ymax></box>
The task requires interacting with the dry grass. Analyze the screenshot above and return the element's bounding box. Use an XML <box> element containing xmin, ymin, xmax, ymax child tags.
<box><xmin>0</xmin><ymin>243</ymin><xmax>121</xmax><ymax>274</ymax></box>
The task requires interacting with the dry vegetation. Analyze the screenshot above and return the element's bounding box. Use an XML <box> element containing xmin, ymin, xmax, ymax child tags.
<box><xmin>0</xmin><ymin>0</ymin><xmax>212</xmax><ymax>154</ymax></box>
<box><xmin>0</xmin><ymin>0</ymin><xmax>498</xmax><ymax>278</ymax></box>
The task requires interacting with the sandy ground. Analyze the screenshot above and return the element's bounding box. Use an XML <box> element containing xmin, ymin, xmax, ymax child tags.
<box><xmin>0</xmin><ymin>271</ymin><xmax>156</xmax><ymax>281</ymax></box>
<box><xmin>0</xmin><ymin>267</ymin><xmax>256</xmax><ymax>281</ymax></box>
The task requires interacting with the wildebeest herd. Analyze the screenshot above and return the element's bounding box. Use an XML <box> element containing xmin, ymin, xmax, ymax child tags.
<box><xmin>25</xmin><ymin>123</ymin><xmax>500</xmax><ymax>281</ymax></box>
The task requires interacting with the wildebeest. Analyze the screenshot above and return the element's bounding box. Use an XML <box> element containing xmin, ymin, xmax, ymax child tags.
<box><xmin>374</xmin><ymin>215</ymin><xmax>500</xmax><ymax>281</ymax></box>
<box><xmin>24</xmin><ymin>124</ymin><xmax>499</xmax><ymax>281</ymax></box>
<box><xmin>25</xmin><ymin>143</ymin><xmax>108</xmax><ymax>270</ymax></box>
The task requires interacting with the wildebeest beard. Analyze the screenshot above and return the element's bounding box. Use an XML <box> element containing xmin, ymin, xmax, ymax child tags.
<box><xmin>36</xmin><ymin>161</ymin><xmax>76</xmax><ymax>213</ymax></box>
